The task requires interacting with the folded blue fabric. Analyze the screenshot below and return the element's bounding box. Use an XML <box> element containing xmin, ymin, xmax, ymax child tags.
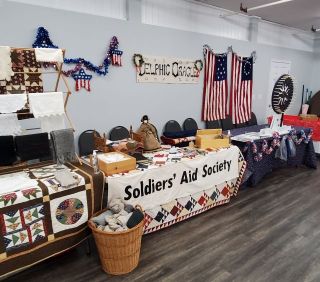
<box><xmin>163</xmin><ymin>130</ymin><xmax>196</xmax><ymax>139</ymax></box>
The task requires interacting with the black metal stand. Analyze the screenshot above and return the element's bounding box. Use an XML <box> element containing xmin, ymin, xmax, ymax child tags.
<box><xmin>280</xmin><ymin>113</ymin><xmax>284</xmax><ymax>127</ymax></box>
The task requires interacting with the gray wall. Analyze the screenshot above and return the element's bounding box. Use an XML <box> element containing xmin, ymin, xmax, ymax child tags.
<box><xmin>0</xmin><ymin>0</ymin><xmax>315</xmax><ymax>144</ymax></box>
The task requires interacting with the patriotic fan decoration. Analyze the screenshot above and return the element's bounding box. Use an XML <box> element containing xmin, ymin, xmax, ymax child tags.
<box><xmin>72</xmin><ymin>68</ymin><xmax>92</xmax><ymax>92</ymax></box>
<box><xmin>272</xmin><ymin>74</ymin><xmax>295</xmax><ymax>114</ymax></box>
<box><xmin>271</xmin><ymin>74</ymin><xmax>295</xmax><ymax>127</ymax></box>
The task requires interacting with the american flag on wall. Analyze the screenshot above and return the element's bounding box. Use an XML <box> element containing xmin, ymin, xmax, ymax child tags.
<box><xmin>230</xmin><ymin>53</ymin><xmax>253</xmax><ymax>124</ymax></box>
<box><xmin>201</xmin><ymin>48</ymin><xmax>228</xmax><ymax>121</ymax></box>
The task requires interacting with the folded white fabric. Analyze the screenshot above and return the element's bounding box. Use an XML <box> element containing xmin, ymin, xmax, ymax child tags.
<box><xmin>28</xmin><ymin>92</ymin><xmax>65</xmax><ymax>118</ymax></box>
<box><xmin>0</xmin><ymin>172</ymin><xmax>39</xmax><ymax>194</ymax></box>
<box><xmin>98</xmin><ymin>153</ymin><xmax>130</xmax><ymax>164</ymax></box>
<box><xmin>0</xmin><ymin>94</ymin><xmax>27</xmax><ymax>113</ymax></box>
<box><xmin>35</xmin><ymin>48</ymin><xmax>64</xmax><ymax>63</ymax></box>
<box><xmin>0</xmin><ymin>113</ymin><xmax>22</xmax><ymax>136</ymax></box>
<box><xmin>39</xmin><ymin>114</ymin><xmax>66</xmax><ymax>133</ymax></box>
<box><xmin>0</xmin><ymin>46</ymin><xmax>14</xmax><ymax>81</ymax></box>
<box><xmin>54</xmin><ymin>169</ymin><xmax>80</xmax><ymax>188</ymax></box>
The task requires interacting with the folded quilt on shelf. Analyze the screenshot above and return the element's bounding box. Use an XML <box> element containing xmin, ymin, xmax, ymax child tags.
<box><xmin>28</xmin><ymin>92</ymin><xmax>65</xmax><ymax>118</ymax></box>
<box><xmin>0</xmin><ymin>46</ymin><xmax>14</xmax><ymax>81</ymax></box>
<box><xmin>34</xmin><ymin>48</ymin><xmax>64</xmax><ymax>63</ymax></box>
<box><xmin>39</xmin><ymin>114</ymin><xmax>66</xmax><ymax>133</ymax></box>
<box><xmin>0</xmin><ymin>113</ymin><xmax>22</xmax><ymax>136</ymax></box>
<box><xmin>0</xmin><ymin>94</ymin><xmax>27</xmax><ymax>113</ymax></box>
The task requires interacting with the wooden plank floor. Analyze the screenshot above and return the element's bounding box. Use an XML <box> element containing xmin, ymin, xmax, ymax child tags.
<box><xmin>6</xmin><ymin>161</ymin><xmax>320</xmax><ymax>282</ymax></box>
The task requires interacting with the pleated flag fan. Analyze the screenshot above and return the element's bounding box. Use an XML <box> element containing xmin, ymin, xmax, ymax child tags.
<box><xmin>271</xmin><ymin>74</ymin><xmax>296</xmax><ymax>126</ymax></box>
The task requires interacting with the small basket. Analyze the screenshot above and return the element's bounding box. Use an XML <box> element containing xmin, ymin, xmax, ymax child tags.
<box><xmin>88</xmin><ymin>205</ymin><xmax>144</xmax><ymax>275</ymax></box>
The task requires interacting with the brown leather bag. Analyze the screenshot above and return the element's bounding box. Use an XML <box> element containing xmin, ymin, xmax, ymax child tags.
<box><xmin>137</xmin><ymin>123</ymin><xmax>160</xmax><ymax>151</ymax></box>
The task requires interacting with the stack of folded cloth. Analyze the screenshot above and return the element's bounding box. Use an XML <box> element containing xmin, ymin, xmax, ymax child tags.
<box><xmin>54</xmin><ymin>169</ymin><xmax>80</xmax><ymax>189</ymax></box>
<box><xmin>91</xmin><ymin>198</ymin><xmax>144</xmax><ymax>232</ymax></box>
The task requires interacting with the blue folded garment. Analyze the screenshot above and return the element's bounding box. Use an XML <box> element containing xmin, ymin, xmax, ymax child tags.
<box><xmin>163</xmin><ymin>130</ymin><xmax>196</xmax><ymax>139</ymax></box>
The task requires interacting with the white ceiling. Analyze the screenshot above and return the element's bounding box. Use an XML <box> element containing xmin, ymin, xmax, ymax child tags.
<box><xmin>194</xmin><ymin>0</ymin><xmax>320</xmax><ymax>31</ymax></box>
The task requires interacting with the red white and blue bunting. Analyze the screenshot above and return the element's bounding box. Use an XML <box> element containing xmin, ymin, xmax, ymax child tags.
<box><xmin>32</xmin><ymin>27</ymin><xmax>123</xmax><ymax>92</ymax></box>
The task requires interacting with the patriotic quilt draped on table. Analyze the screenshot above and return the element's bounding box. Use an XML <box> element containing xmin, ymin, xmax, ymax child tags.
<box><xmin>230</xmin><ymin>53</ymin><xmax>253</xmax><ymax>124</ymax></box>
<box><xmin>202</xmin><ymin>47</ymin><xmax>228</xmax><ymax>121</ymax></box>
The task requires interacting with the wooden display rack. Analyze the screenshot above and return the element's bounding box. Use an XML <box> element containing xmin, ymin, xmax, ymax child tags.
<box><xmin>4</xmin><ymin>47</ymin><xmax>74</xmax><ymax>130</ymax></box>
<box><xmin>0</xmin><ymin>47</ymin><xmax>82</xmax><ymax>164</ymax></box>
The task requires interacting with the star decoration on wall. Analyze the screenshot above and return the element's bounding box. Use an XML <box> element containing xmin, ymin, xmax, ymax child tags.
<box><xmin>72</xmin><ymin>68</ymin><xmax>92</xmax><ymax>92</ymax></box>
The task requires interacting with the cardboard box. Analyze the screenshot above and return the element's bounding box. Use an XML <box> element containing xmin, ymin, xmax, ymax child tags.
<box><xmin>97</xmin><ymin>152</ymin><xmax>136</xmax><ymax>176</ymax></box>
<box><xmin>195</xmin><ymin>129</ymin><xmax>230</xmax><ymax>149</ymax></box>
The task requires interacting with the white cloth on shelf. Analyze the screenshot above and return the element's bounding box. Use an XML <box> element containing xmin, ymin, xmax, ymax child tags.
<box><xmin>28</xmin><ymin>92</ymin><xmax>65</xmax><ymax>118</ymax></box>
<box><xmin>0</xmin><ymin>172</ymin><xmax>39</xmax><ymax>194</ymax></box>
<box><xmin>0</xmin><ymin>46</ymin><xmax>14</xmax><ymax>81</ymax></box>
<box><xmin>35</xmin><ymin>48</ymin><xmax>64</xmax><ymax>63</ymax></box>
<box><xmin>0</xmin><ymin>113</ymin><xmax>22</xmax><ymax>136</ymax></box>
<box><xmin>39</xmin><ymin>114</ymin><xmax>66</xmax><ymax>133</ymax></box>
<box><xmin>0</xmin><ymin>94</ymin><xmax>27</xmax><ymax>113</ymax></box>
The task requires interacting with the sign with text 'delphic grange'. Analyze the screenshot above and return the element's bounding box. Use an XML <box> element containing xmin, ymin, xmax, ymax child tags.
<box><xmin>135</xmin><ymin>55</ymin><xmax>202</xmax><ymax>84</ymax></box>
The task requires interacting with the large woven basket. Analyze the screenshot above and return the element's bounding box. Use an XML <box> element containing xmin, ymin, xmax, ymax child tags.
<box><xmin>88</xmin><ymin>206</ymin><xmax>144</xmax><ymax>275</ymax></box>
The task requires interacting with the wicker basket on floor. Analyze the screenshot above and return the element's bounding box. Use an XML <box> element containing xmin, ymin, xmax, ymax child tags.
<box><xmin>88</xmin><ymin>205</ymin><xmax>144</xmax><ymax>275</ymax></box>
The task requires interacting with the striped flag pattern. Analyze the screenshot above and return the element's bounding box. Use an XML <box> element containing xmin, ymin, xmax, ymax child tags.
<box><xmin>75</xmin><ymin>79</ymin><xmax>91</xmax><ymax>92</ymax></box>
<box><xmin>111</xmin><ymin>50</ymin><xmax>123</xmax><ymax>66</ymax></box>
<box><xmin>202</xmin><ymin>48</ymin><xmax>228</xmax><ymax>121</ymax></box>
<box><xmin>230</xmin><ymin>53</ymin><xmax>253</xmax><ymax>124</ymax></box>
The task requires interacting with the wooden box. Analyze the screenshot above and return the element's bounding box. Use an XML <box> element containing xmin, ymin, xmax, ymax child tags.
<box><xmin>197</xmin><ymin>129</ymin><xmax>222</xmax><ymax>135</ymax></box>
<box><xmin>195</xmin><ymin>129</ymin><xmax>230</xmax><ymax>149</ymax></box>
<box><xmin>97</xmin><ymin>152</ymin><xmax>136</xmax><ymax>176</ymax></box>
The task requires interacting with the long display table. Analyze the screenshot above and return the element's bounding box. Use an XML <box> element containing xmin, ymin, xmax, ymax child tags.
<box><xmin>107</xmin><ymin>146</ymin><xmax>246</xmax><ymax>234</ymax></box>
<box><xmin>230</xmin><ymin>124</ymin><xmax>317</xmax><ymax>186</ymax></box>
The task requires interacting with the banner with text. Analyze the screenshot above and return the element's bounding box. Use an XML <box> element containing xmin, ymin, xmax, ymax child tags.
<box><xmin>136</xmin><ymin>55</ymin><xmax>201</xmax><ymax>84</ymax></box>
<box><xmin>108</xmin><ymin>146</ymin><xmax>240</xmax><ymax>210</ymax></box>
